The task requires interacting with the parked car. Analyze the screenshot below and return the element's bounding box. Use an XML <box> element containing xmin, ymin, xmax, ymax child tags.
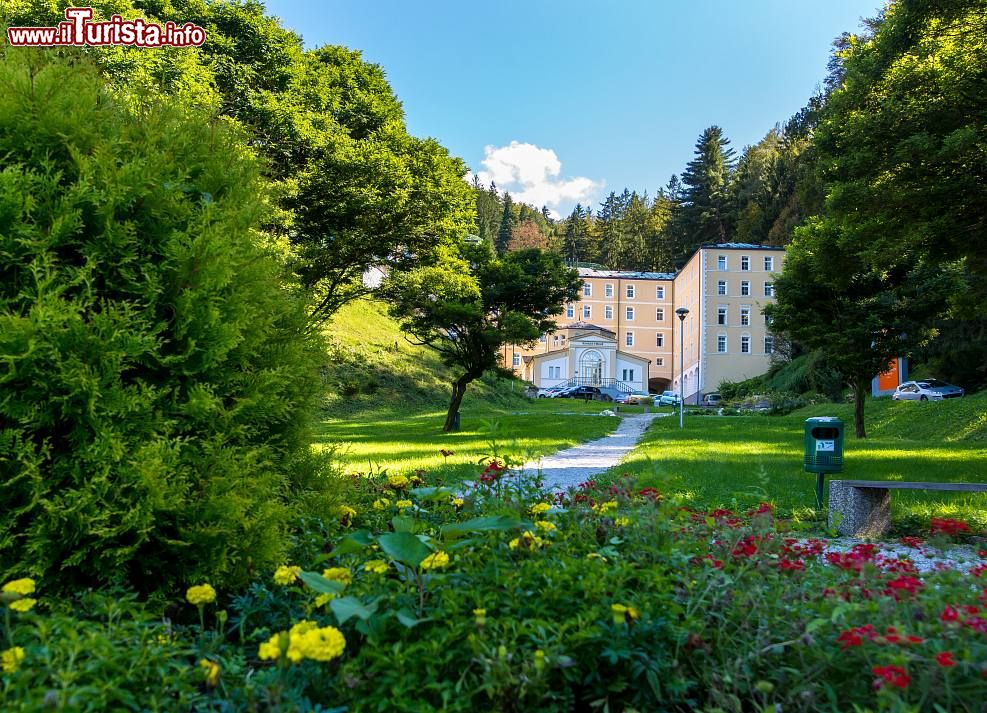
<box><xmin>561</xmin><ymin>386</ymin><xmax>610</xmax><ymax>401</ymax></box>
<box><xmin>892</xmin><ymin>379</ymin><xmax>965</xmax><ymax>401</ymax></box>
<box><xmin>549</xmin><ymin>386</ymin><xmax>578</xmax><ymax>398</ymax></box>
<box><xmin>701</xmin><ymin>393</ymin><xmax>722</xmax><ymax>407</ymax></box>
<box><xmin>615</xmin><ymin>391</ymin><xmax>651</xmax><ymax>405</ymax></box>
<box><xmin>658</xmin><ymin>390</ymin><xmax>682</xmax><ymax>407</ymax></box>
<box><xmin>537</xmin><ymin>386</ymin><xmax>566</xmax><ymax>398</ymax></box>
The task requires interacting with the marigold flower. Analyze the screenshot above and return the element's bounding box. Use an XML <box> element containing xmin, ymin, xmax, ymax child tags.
<box><xmin>199</xmin><ymin>658</ymin><xmax>221</xmax><ymax>687</ymax></box>
<box><xmin>288</xmin><ymin>622</ymin><xmax>346</xmax><ymax>662</ymax></box>
<box><xmin>1</xmin><ymin>579</ymin><xmax>35</xmax><ymax>597</ymax></box>
<box><xmin>509</xmin><ymin>531</ymin><xmax>545</xmax><ymax>550</ymax></box>
<box><xmin>338</xmin><ymin>505</ymin><xmax>357</xmax><ymax>524</ymax></box>
<box><xmin>387</xmin><ymin>474</ymin><xmax>410</xmax><ymax>490</ymax></box>
<box><xmin>273</xmin><ymin>565</ymin><xmax>301</xmax><ymax>586</ymax></box>
<box><xmin>535</xmin><ymin>520</ymin><xmax>556</xmax><ymax>533</ymax></box>
<box><xmin>872</xmin><ymin>664</ymin><xmax>911</xmax><ymax>689</ymax></box>
<box><xmin>9</xmin><ymin>598</ymin><xmax>36</xmax><ymax>613</ymax></box>
<box><xmin>533</xmin><ymin>649</ymin><xmax>546</xmax><ymax>671</ymax></box>
<box><xmin>451</xmin><ymin>497</ymin><xmax>465</xmax><ymax>508</ymax></box>
<box><xmin>935</xmin><ymin>651</ymin><xmax>957</xmax><ymax>667</ymax></box>
<box><xmin>473</xmin><ymin>608</ymin><xmax>487</xmax><ymax>626</ymax></box>
<box><xmin>421</xmin><ymin>551</ymin><xmax>450</xmax><ymax>570</ymax></box>
<box><xmin>363</xmin><ymin>559</ymin><xmax>389</xmax><ymax>574</ymax></box>
<box><xmin>186</xmin><ymin>584</ymin><xmax>216</xmax><ymax>606</ymax></box>
<box><xmin>593</xmin><ymin>500</ymin><xmax>618</xmax><ymax>515</ymax></box>
<box><xmin>611</xmin><ymin>603</ymin><xmax>640</xmax><ymax>624</ymax></box>
<box><xmin>314</xmin><ymin>593</ymin><xmax>335</xmax><ymax>608</ymax></box>
<box><xmin>614</xmin><ymin>517</ymin><xmax>631</xmax><ymax>527</ymax></box>
<box><xmin>395</xmin><ymin>499</ymin><xmax>413</xmax><ymax>509</ymax></box>
<box><xmin>373</xmin><ymin>498</ymin><xmax>391</xmax><ymax>510</ymax></box>
<box><xmin>1</xmin><ymin>646</ymin><xmax>25</xmax><ymax>673</ymax></box>
<box><xmin>258</xmin><ymin>633</ymin><xmax>283</xmax><ymax>661</ymax></box>
<box><xmin>529</xmin><ymin>502</ymin><xmax>552</xmax><ymax>516</ymax></box>
<box><xmin>322</xmin><ymin>567</ymin><xmax>352</xmax><ymax>586</ymax></box>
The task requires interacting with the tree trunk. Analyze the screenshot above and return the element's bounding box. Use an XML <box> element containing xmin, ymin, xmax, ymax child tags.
<box><xmin>443</xmin><ymin>373</ymin><xmax>474</xmax><ymax>432</ymax></box>
<box><xmin>852</xmin><ymin>378</ymin><xmax>867</xmax><ymax>438</ymax></box>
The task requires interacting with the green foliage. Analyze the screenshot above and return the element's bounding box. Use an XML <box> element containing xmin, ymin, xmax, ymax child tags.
<box><xmin>0</xmin><ymin>52</ymin><xmax>329</xmax><ymax>592</ymax></box>
<box><xmin>674</xmin><ymin>125</ymin><xmax>737</xmax><ymax>259</ymax></box>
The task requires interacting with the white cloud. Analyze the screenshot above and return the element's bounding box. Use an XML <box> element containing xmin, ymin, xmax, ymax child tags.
<box><xmin>473</xmin><ymin>141</ymin><xmax>602</xmax><ymax>216</ymax></box>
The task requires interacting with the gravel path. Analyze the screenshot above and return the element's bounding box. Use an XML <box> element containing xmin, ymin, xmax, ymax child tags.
<box><xmin>525</xmin><ymin>412</ymin><xmax>667</xmax><ymax>492</ymax></box>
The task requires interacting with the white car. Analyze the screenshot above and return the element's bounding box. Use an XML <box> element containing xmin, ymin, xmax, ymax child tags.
<box><xmin>658</xmin><ymin>390</ymin><xmax>682</xmax><ymax>407</ymax></box>
<box><xmin>892</xmin><ymin>379</ymin><xmax>964</xmax><ymax>401</ymax></box>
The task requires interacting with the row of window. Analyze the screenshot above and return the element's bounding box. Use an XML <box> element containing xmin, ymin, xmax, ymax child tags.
<box><xmin>717</xmin><ymin>280</ymin><xmax>774</xmax><ymax>297</ymax></box>
<box><xmin>717</xmin><ymin>255</ymin><xmax>776</xmax><ymax>272</ymax></box>
<box><xmin>583</xmin><ymin>283</ymin><xmax>667</xmax><ymax>299</ymax></box>
<box><xmin>568</xmin><ymin>304</ymin><xmax>670</xmax><ymax>321</ymax></box>
<box><xmin>716</xmin><ymin>334</ymin><xmax>774</xmax><ymax>354</ymax></box>
<box><xmin>717</xmin><ymin>306</ymin><xmax>772</xmax><ymax>327</ymax></box>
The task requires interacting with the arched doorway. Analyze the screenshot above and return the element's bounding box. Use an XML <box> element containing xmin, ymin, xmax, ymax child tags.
<box><xmin>579</xmin><ymin>350</ymin><xmax>604</xmax><ymax>385</ymax></box>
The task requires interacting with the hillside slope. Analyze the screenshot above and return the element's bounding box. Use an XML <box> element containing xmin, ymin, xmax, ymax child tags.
<box><xmin>320</xmin><ymin>298</ymin><xmax>527</xmax><ymax>418</ymax></box>
<box><xmin>791</xmin><ymin>391</ymin><xmax>987</xmax><ymax>442</ymax></box>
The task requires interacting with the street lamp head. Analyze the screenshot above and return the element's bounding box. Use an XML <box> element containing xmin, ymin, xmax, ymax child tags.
<box><xmin>676</xmin><ymin>307</ymin><xmax>689</xmax><ymax>321</ymax></box>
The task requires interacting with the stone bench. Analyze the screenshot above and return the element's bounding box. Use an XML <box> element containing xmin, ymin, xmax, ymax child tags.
<box><xmin>829</xmin><ymin>480</ymin><xmax>987</xmax><ymax>538</ymax></box>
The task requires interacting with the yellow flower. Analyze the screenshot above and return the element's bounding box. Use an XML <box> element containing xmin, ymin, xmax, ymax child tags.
<box><xmin>9</xmin><ymin>598</ymin><xmax>36</xmax><ymax>613</ymax></box>
<box><xmin>314</xmin><ymin>593</ymin><xmax>335</xmax><ymax>608</ymax></box>
<box><xmin>529</xmin><ymin>502</ymin><xmax>552</xmax><ymax>516</ymax></box>
<box><xmin>420</xmin><ymin>551</ymin><xmax>450</xmax><ymax>570</ymax></box>
<box><xmin>611</xmin><ymin>603</ymin><xmax>640</xmax><ymax>624</ymax></box>
<box><xmin>1</xmin><ymin>579</ymin><xmax>35</xmax><ymax>597</ymax></box>
<box><xmin>1</xmin><ymin>646</ymin><xmax>25</xmax><ymax>673</ymax></box>
<box><xmin>387</xmin><ymin>474</ymin><xmax>410</xmax><ymax>490</ymax></box>
<box><xmin>199</xmin><ymin>658</ymin><xmax>221</xmax><ymax>687</ymax></box>
<box><xmin>321</xmin><ymin>567</ymin><xmax>352</xmax><ymax>586</ymax></box>
<box><xmin>509</xmin><ymin>531</ymin><xmax>545</xmax><ymax>550</ymax></box>
<box><xmin>258</xmin><ymin>632</ymin><xmax>284</xmax><ymax>661</ymax></box>
<box><xmin>473</xmin><ymin>608</ymin><xmax>487</xmax><ymax>626</ymax></box>
<box><xmin>451</xmin><ymin>497</ymin><xmax>465</xmax><ymax>508</ymax></box>
<box><xmin>593</xmin><ymin>500</ymin><xmax>618</xmax><ymax>515</ymax></box>
<box><xmin>395</xmin><ymin>499</ymin><xmax>413</xmax><ymax>509</ymax></box>
<box><xmin>373</xmin><ymin>498</ymin><xmax>391</xmax><ymax>510</ymax></box>
<box><xmin>534</xmin><ymin>649</ymin><xmax>546</xmax><ymax>671</ymax></box>
<box><xmin>614</xmin><ymin>517</ymin><xmax>631</xmax><ymax>527</ymax></box>
<box><xmin>273</xmin><ymin>565</ymin><xmax>301</xmax><ymax>586</ymax></box>
<box><xmin>186</xmin><ymin>584</ymin><xmax>216</xmax><ymax>606</ymax></box>
<box><xmin>338</xmin><ymin>505</ymin><xmax>357</xmax><ymax>523</ymax></box>
<box><xmin>586</xmin><ymin>552</ymin><xmax>608</xmax><ymax>562</ymax></box>
<box><xmin>290</xmin><ymin>624</ymin><xmax>346</xmax><ymax>662</ymax></box>
<box><xmin>363</xmin><ymin>559</ymin><xmax>389</xmax><ymax>574</ymax></box>
<box><xmin>410</xmin><ymin>474</ymin><xmax>425</xmax><ymax>486</ymax></box>
<box><xmin>534</xmin><ymin>520</ymin><xmax>556</xmax><ymax>533</ymax></box>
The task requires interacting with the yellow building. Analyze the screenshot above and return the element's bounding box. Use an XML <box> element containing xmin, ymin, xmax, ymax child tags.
<box><xmin>504</xmin><ymin>243</ymin><xmax>786</xmax><ymax>401</ymax></box>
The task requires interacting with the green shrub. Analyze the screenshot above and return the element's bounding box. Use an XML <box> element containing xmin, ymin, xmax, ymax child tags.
<box><xmin>0</xmin><ymin>51</ymin><xmax>329</xmax><ymax>593</ymax></box>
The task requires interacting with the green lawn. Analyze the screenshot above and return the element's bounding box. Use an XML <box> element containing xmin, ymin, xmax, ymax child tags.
<box><xmin>316</xmin><ymin>397</ymin><xmax>620</xmax><ymax>481</ymax></box>
<box><xmin>605</xmin><ymin>393</ymin><xmax>987</xmax><ymax>530</ymax></box>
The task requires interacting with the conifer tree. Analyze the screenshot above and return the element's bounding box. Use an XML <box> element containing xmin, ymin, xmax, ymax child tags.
<box><xmin>496</xmin><ymin>192</ymin><xmax>516</xmax><ymax>254</ymax></box>
<box><xmin>675</xmin><ymin>126</ymin><xmax>737</xmax><ymax>260</ymax></box>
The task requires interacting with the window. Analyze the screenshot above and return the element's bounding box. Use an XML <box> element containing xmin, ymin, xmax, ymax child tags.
<box><xmin>764</xmin><ymin>256</ymin><xmax>775</xmax><ymax>272</ymax></box>
<box><xmin>764</xmin><ymin>282</ymin><xmax>775</xmax><ymax>297</ymax></box>
<box><xmin>741</xmin><ymin>255</ymin><xmax>750</xmax><ymax>271</ymax></box>
<box><xmin>717</xmin><ymin>255</ymin><xmax>727</xmax><ymax>270</ymax></box>
<box><xmin>512</xmin><ymin>354</ymin><xmax>521</xmax><ymax>366</ymax></box>
<box><xmin>604</xmin><ymin>305</ymin><xmax>613</xmax><ymax>320</ymax></box>
<box><xmin>548</xmin><ymin>365</ymin><xmax>561</xmax><ymax>379</ymax></box>
<box><xmin>741</xmin><ymin>335</ymin><xmax>751</xmax><ymax>354</ymax></box>
<box><xmin>582</xmin><ymin>282</ymin><xmax>592</xmax><ymax>297</ymax></box>
<box><xmin>626</xmin><ymin>307</ymin><xmax>634</xmax><ymax>321</ymax></box>
<box><xmin>621</xmin><ymin>368</ymin><xmax>636</xmax><ymax>382</ymax></box>
<box><xmin>764</xmin><ymin>335</ymin><xmax>775</xmax><ymax>354</ymax></box>
<box><xmin>717</xmin><ymin>307</ymin><xmax>727</xmax><ymax>326</ymax></box>
<box><xmin>655</xmin><ymin>357</ymin><xmax>664</xmax><ymax>366</ymax></box>
<box><xmin>740</xmin><ymin>307</ymin><xmax>751</xmax><ymax>327</ymax></box>
<box><xmin>539</xmin><ymin>334</ymin><xmax>546</xmax><ymax>342</ymax></box>
<box><xmin>656</xmin><ymin>308</ymin><xmax>665</xmax><ymax>321</ymax></box>
<box><xmin>625</xmin><ymin>332</ymin><xmax>634</xmax><ymax>346</ymax></box>
<box><xmin>553</xmin><ymin>335</ymin><xmax>559</xmax><ymax>345</ymax></box>
<box><xmin>764</xmin><ymin>313</ymin><xmax>772</xmax><ymax>326</ymax></box>
<box><xmin>717</xmin><ymin>334</ymin><xmax>727</xmax><ymax>353</ymax></box>
<box><xmin>582</xmin><ymin>305</ymin><xmax>591</xmax><ymax>319</ymax></box>
<box><xmin>566</xmin><ymin>304</ymin><xmax>574</xmax><ymax>319</ymax></box>
<box><xmin>605</xmin><ymin>283</ymin><xmax>614</xmax><ymax>297</ymax></box>
<box><xmin>717</xmin><ymin>280</ymin><xmax>727</xmax><ymax>296</ymax></box>
<box><xmin>740</xmin><ymin>280</ymin><xmax>751</xmax><ymax>296</ymax></box>
<box><xmin>626</xmin><ymin>283</ymin><xmax>636</xmax><ymax>298</ymax></box>
<box><xmin>656</xmin><ymin>286</ymin><xmax>665</xmax><ymax>300</ymax></box>
<box><xmin>560</xmin><ymin>334</ymin><xmax>566</xmax><ymax>342</ymax></box>
<box><xmin>656</xmin><ymin>333</ymin><xmax>664</xmax><ymax>348</ymax></box>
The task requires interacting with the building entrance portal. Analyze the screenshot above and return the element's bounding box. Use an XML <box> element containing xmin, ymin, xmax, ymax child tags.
<box><xmin>579</xmin><ymin>350</ymin><xmax>605</xmax><ymax>385</ymax></box>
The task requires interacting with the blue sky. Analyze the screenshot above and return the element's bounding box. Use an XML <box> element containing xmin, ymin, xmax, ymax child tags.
<box><xmin>265</xmin><ymin>0</ymin><xmax>882</xmax><ymax>217</ymax></box>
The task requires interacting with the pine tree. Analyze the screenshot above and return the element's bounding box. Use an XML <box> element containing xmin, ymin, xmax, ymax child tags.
<box><xmin>496</xmin><ymin>192</ymin><xmax>515</xmax><ymax>254</ymax></box>
<box><xmin>562</xmin><ymin>204</ymin><xmax>588</xmax><ymax>264</ymax></box>
<box><xmin>675</xmin><ymin>126</ymin><xmax>737</xmax><ymax>260</ymax></box>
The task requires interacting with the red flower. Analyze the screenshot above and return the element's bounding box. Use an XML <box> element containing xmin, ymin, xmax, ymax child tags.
<box><xmin>711</xmin><ymin>508</ymin><xmax>734</xmax><ymax>518</ymax></box>
<box><xmin>872</xmin><ymin>664</ymin><xmax>911</xmax><ymax>689</ymax></box>
<box><xmin>439</xmin><ymin>449</ymin><xmax>454</xmax><ymax>457</ymax></box>
<box><xmin>778</xmin><ymin>558</ymin><xmax>805</xmax><ymax>571</ymax></box>
<box><xmin>837</xmin><ymin>624</ymin><xmax>877</xmax><ymax>649</ymax></box>
<box><xmin>884</xmin><ymin>575</ymin><xmax>924</xmax><ymax>598</ymax></box>
<box><xmin>637</xmin><ymin>487</ymin><xmax>662</xmax><ymax>501</ymax></box>
<box><xmin>930</xmin><ymin>517</ymin><xmax>970</xmax><ymax>536</ymax></box>
<box><xmin>972</xmin><ymin>564</ymin><xmax>987</xmax><ymax>578</ymax></box>
<box><xmin>935</xmin><ymin>651</ymin><xmax>956</xmax><ymax>667</ymax></box>
<box><xmin>899</xmin><ymin>536</ymin><xmax>924</xmax><ymax>548</ymax></box>
<box><xmin>731</xmin><ymin>535</ymin><xmax>759</xmax><ymax>558</ymax></box>
<box><xmin>746</xmin><ymin>502</ymin><xmax>774</xmax><ymax>517</ymax></box>
<box><xmin>941</xmin><ymin>606</ymin><xmax>959</xmax><ymax>622</ymax></box>
<box><xmin>478</xmin><ymin>460</ymin><xmax>506</xmax><ymax>484</ymax></box>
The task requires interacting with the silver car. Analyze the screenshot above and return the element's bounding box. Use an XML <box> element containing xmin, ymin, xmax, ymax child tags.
<box><xmin>892</xmin><ymin>379</ymin><xmax>965</xmax><ymax>401</ymax></box>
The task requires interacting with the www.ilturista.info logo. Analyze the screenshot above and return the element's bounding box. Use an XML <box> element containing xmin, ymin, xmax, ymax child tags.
<box><xmin>6</xmin><ymin>7</ymin><xmax>206</xmax><ymax>47</ymax></box>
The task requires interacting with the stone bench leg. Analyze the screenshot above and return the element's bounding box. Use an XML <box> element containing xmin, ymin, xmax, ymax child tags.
<box><xmin>829</xmin><ymin>482</ymin><xmax>891</xmax><ymax>538</ymax></box>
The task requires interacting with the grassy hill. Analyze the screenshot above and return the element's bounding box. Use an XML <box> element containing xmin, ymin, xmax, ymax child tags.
<box><xmin>320</xmin><ymin>298</ymin><xmax>528</xmax><ymax>419</ymax></box>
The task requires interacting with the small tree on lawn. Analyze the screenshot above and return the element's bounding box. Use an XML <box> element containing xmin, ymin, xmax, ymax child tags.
<box><xmin>385</xmin><ymin>243</ymin><xmax>580</xmax><ymax>432</ymax></box>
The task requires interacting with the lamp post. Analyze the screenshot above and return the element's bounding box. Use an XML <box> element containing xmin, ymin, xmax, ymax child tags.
<box><xmin>676</xmin><ymin>307</ymin><xmax>689</xmax><ymax>429</ymax></box>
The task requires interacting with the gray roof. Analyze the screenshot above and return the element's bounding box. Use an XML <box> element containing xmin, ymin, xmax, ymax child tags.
<box><xmin>701</xmin><ymin>242</ymin><xmax>785</xmax><ymax>251</ymax></box>
<box><xmin>561</xmin><ymin>322</ymin><xmax>616</xmax><ymax>336</ymax></box>
<box><xmin>577</xmin><ymin>268</ymin><xmax>676</xmax><ymax>280</ymax></box>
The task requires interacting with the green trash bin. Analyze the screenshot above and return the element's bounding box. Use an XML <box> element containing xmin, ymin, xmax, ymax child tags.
<box><xmin>803</xmin><ymin>417</ymin><xmax>844</xmax><ymax>473</ymax></box>
<box><xmin>804</xmin><ymin>417</ymin><xmax>844</xmax><ymax>510</ymax></box>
